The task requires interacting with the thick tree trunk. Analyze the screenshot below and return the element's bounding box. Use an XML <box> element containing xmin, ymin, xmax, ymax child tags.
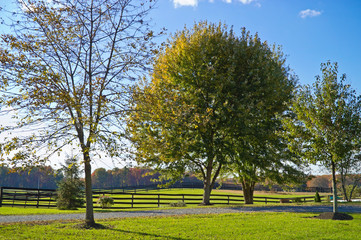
<box><xmin>331</xmin><ymin>161</ymin><xmax>338</xmax><ymax>213</ymax></box>
<box><xmin>84</xmin><ymin>152</ymin><xmax>95</xmax><ymax>226</ymax></box>
<box><xmin>242</xmin><ymin>180</ymin><xmax>255</xmax><ymax>204</ymax></box>
<box><xmin>201</xmin><ymin>170</ymin><xmax>213</xmax><ymax>205</ymax></box>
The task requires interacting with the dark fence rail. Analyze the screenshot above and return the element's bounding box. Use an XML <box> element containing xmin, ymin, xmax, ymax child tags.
<box><xmin>0</xmin><ymin>187</ymin><xmax>324</xmax><ymax>209</ymax></box>
<box><xmin>92</xmin><ymin>183</ymin><xmax>332</xmax><ymax>193</ymax></box>
<box><xmin>0</xmin><ymin>187</ymin><xmax>57</xmax><ymax>208</ymax></box>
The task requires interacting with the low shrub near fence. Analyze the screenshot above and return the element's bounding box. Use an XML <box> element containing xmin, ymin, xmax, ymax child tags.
<box><xmin>0</xmin><ymin>187</ymin><xmax>324</xmax><ymax>209</ymax></box>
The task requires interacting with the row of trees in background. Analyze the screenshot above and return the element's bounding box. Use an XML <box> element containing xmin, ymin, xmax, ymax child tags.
<box><xmin>0</xmin><ymin>166</ymin><xmax>61</xmax><ymax>189</ymax></box>
<box><xmin>91</xmin><ymin>167</ymin><xmax>160</xmax><ymax>189</ymax></box>
<box><xmin>0</xmin><ymin>166</ymin><xmax>160</xmax><ymax>190</ymax></box>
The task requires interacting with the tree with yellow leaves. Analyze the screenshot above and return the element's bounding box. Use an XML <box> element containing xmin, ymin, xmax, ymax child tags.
<box><xmin>128</xmin><ymin>22</ymin><xmax>296</xmax><ymax>205</ymax></box>
<box><xmin>0</xmin><ymin>0</ymin><xmax>157</xmax><ymax>227</ymax></box>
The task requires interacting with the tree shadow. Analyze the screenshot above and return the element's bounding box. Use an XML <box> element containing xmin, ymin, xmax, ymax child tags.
<box><xmin>109</xmin><ymin>228</ymin><xmax>190</xmax><ymax>240</ymax></box>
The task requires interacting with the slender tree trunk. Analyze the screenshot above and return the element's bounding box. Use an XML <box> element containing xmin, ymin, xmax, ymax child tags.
<box><xmin>348</xmin><ymin>184</ymin><xmax>357</xmax><ymax>202</ymax></box>
<box><xmin>340</xmin><ymin>170</ymin><xmax>349</xmax><ymax>202</ymax></box>
<box><xmin>331</xmin><ymin>161</ymin><xmax>338</xmax><ymax>213</ymax></box>
<box><xmin>341</xmin><ymin>183</ymin><xmax>349</xmax><ymax>202</ymax></box>
<box><xmin>242</xmin><ymin>180</ymin><xmax>255</xmax><ymax>204</ymax></box>
<box><xmin>84</xmin><ymin>151</ymin><xmax>95</xmax><ymax>226</ymax></box>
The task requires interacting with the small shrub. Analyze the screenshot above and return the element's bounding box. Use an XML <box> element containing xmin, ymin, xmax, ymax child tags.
<box><xmin>293</xmin><ymin>197</ymin><xmax>302</xmax><ymax>203</ymax></box>
<box><xmin>314</xmin><ymin>191</ymin><xmax>321</xmax><ymax>202</ymax></box>
<box><xmin>97</xmin><ymin>195</ymin><xmax>114</xmax><ymax>209</ymax></box>
<box><xmin>170</xmin><ymin>201</ymin><xmax>187</xmax><ymax>207</ymax></box>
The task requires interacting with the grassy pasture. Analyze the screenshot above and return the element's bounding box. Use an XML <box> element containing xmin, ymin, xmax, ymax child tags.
<box><xmin>0</xmin><ymin>212</ymin><xmax>360</xmax><ymax>239</ymax></box>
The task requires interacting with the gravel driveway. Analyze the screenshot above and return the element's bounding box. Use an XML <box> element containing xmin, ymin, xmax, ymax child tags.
<box><xmin>1</xmin><ymin>205</ymin><xmax>361</xmax><ymax>223</ymax></box>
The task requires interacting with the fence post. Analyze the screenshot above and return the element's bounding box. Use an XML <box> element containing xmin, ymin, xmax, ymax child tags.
<box><xmin>158</xmin><ymin>194</ymin><xmax>160</xmax><ymax>207</ymax></box>
<box><xmin>265</xmin><ymin>197</ymin><xmax>267</xmax><ymax>204</ymax></box>
<box><xmin>182</xmin><ymin>194</ymin><xmax>185</xmax><ymax>203</ymax></box>
<box><xmin>131</xmin><ymin>193</ymin><xmax>134</xmax><ymax>208</ymax></box>
<box><xmin>227</xmin><ymin>195</ymin><xmax>230</xmax><ymax>205</ymax></box>
<box><xmin>0</xmin><ymin>187</ymin><xmax>2</xmax><ymax>207</ymax></box>
<box><xmin>37</xmin><ymin>189</ymin><xmax>40</xmax><ymax>208</ymax></box>
<box><xmin>12</xmin><ymin>191</ymin><xmax>16</xmax><ymax>207</ymax></box>
<box><xmin>49</xmin><ymin>192</ymin><xmax>53</xmax><ymax>208</ymax></box>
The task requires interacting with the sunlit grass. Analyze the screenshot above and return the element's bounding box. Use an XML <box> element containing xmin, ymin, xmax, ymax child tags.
<box><xmin>0</xmin><ymin>212</ymin><xmax>360</xmax><ymax>239</ymax></box>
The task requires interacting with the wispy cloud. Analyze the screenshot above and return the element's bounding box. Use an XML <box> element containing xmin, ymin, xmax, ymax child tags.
<box><xmin>299</xmin><ymin>9</ymin><xmax>322</xmax><ymax>19</ymax></box>
<box><xmin>173</xmin><ymin>0</ymin><xmax>198</xmax><ymax>8</ymax></box>
<box><xmin>173</xmin><ymin>0</ymin><xmax>260</xmax><ymax>8</ymax></box>
<box><xmin>238</xmin><ymin>0</ymin><xmax>257</xmax><ymax>4</ymax></box>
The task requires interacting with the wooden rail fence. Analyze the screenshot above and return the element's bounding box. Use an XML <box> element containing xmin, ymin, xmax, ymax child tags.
<box><xmin>0</xmin><ymin>187</ymin><xmax>323</xmax><ymax>209</ymax></box>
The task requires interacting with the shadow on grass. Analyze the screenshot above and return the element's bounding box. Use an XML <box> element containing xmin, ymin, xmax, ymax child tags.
<box><xmin>109</xmin><ymin>228</ymin><xmax>188</xmax><ymax>240</ymax></box>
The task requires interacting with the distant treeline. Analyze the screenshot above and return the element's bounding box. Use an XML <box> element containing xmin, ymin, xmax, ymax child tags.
<box><xmin>0</xmin><ymin>165</ymin><xmax>333</xmax><ymax>193</ymax></box>
<box><xmin>91</xmin><ymin>167</ymin><xmax>203</xmax><ymax>189</ymax></box>
<box><xmin>0</xmin><ymin>166</ymin><xmax>62</xmax><ymax>189</ymax></box>
<box><xmin>0</xmin><ymin>166</ymin><xmax>203</xmax><ymax>189</ymax></box>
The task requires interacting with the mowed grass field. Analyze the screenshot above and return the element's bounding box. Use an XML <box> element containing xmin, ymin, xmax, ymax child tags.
<box><xmin>0</xmin><ymin>212</ymin><xmax>360</xmax><ymax>239</ymax></box>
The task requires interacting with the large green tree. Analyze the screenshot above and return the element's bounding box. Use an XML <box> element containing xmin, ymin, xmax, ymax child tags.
<box><xmin>0</xmin><ymin>0</ymin><xmax>156</xmax><ymax>227</ymax></box>
<box><xmin>127</xmin><ymin>22</ymin><xmax>297</xmax><ymax>205</ymax></box>
<box><xmin>283</xmin><ymin>62</ymin><xmax>361</xmax><ymax>213</ymax></box>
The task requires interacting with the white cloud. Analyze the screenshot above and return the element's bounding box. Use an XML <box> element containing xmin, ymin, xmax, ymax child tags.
<box><xmin>299</xmin><ymin>9</ymin><xmax>322</xmax><ymax>19</ymax></box>
<box><xmin>172</xmin><ymin>0</ymin><xmax>260</xmax><ymax>7</ymax></box>
<box><xmin>238</xmin><ymin>0</ymin><xmax>256</xmax><ymax>4</ymax></box>
<box><xmin>173</xmin><ymin>0</ymin><xmax>198</xmax><ymax>8</ymax></box>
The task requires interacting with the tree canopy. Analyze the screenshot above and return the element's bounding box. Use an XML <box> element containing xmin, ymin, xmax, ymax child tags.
<box><xmin>127</xmin><ymin>21</ymin><xmax>297</xmax><ymax>205</ymax></box>
<box><xmin>283</xmin><ymin>61</ymin><xmax>361</xmax><ymax>212</ymax></box>
<box><xmin>0</xmin><ymin>0</ymin><xmax>157</xmax><ymax>226</ymax></box>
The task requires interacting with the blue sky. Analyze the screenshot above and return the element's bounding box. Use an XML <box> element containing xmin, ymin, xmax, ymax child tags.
<box><xmin>150</xmin><ymin>0</ymin><xmax>361</xmax><ymax>92</ymax></box>
<box><xmin>0</xmin><ymin>0</ymin><xmax>360</xmax><ymax>172</ymax></box>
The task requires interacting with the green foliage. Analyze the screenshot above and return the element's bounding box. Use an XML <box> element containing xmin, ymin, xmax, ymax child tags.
<box><xmin>314</xmin><ymin>191</ymin><xmax>321</xmax><ymax>202</ymax></box>
<box><xmin>56</xmin><ymin>158</ymin><xmax>84</xmax><ymax>210</ymax></box>
<box><xmin>97</xmin><ymin>195</ymin><xmax>114</xmax><ymax>209</ymax></box>
<box><xmin>283</xmin><ymin>61</ymin><xmax>361</xmax><ymax>166</ymax></box>
<box><xmin>283</xmin><ymin>61</ymin><xmax>361</xmax><ymax>213</ymax></box>
<box><xmin>128</xmin><ymin>21</ymin><xmax>297</xmax><ymax>205</ymax></box>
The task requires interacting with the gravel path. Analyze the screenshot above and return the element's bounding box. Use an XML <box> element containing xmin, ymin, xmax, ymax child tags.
<box><xmin>1</xmin><ymin>205</ymin><xmax>361</xmax><ymax>223</ymax></box>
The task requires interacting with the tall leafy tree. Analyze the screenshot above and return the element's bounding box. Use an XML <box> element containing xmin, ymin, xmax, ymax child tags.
<box><xmin>0</xmin><ymin>0</ymin><xmax>157</xmax><ymax>226</ymax></box>
<box><xmin>283</xmin><ymin>62</ymin><xmax>361</xmax><ymax>213</ymax></box>
<box><xmin>127</xmin><ymin>22</ymin><xmax>297</xmax><ymax>205</ymax></box>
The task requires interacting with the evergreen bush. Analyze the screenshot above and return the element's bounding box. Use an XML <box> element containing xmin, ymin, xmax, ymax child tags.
<box><xmin>56</xmin><ymin>157</ymin><xmax>85</xmax><ymax>210</ymax></box>
<box><xmin>314</xmin><ymin>191</ymin><xmax>321</xmax><ymax>202</ymax></box>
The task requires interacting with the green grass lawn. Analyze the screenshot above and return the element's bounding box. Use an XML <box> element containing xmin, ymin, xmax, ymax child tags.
<box><xmin>0</xmin><ymin>212</ymin><xmax>360</xmax><ymax>239</ymax></box>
